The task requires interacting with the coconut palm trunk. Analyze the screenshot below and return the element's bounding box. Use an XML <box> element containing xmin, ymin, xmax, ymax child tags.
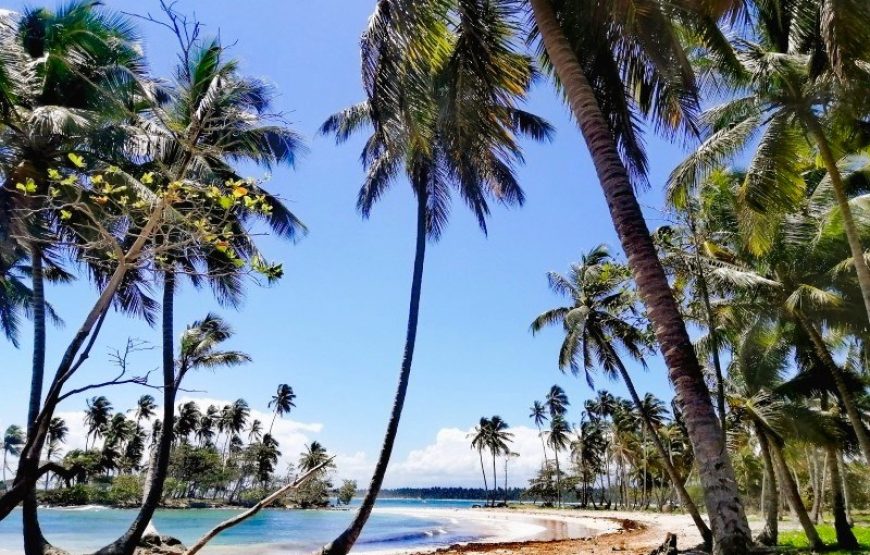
<box><xmin>478</xmin><ymin>449</ymin><xmax>489</xmax><ymax>505</ymax></box>
<box><xmin>754</xmin><ymin>422</ymin><xmax>778</xmax><ymax>546</ymax></box>
<box><xmin>528</xmin><ymin>0</ymin><xmax>750</xmax><ymax>550</ymax></box>
<box><xmin>96</xmin><ymin>272</ymin><xmax>178</xmax><ymax>555</ymax></box>
<box><xmin>795</xmin><ymin>312</ymin><xmax>870</xmax><ymax>461</ymax></box>
<box><xmin>767</xmin><ymin>432</ymin><xmax>823</xmax><ymax>550</ymax></box>
<box><xmin>491</xmin><ymin>450</ymin><xmax>498</xmax><ymax>507</ymax></box>
<box><xmin>320</xmin><ymin>193</ymin><xmax>427</xmax><ymax>555</ymax></box>
<box><xmin>807</xmin><ymin>118</ymin><xmax>870</xmax><ymax>325</ymax></box>
<box><xmin>826</xmin><ymin>444</ymin><xmax>858</xmax><ymax>549</ymax></box>
<box><xmin>613</xmin><ymin>358</ymin><xmax>712</xmax><ymax>544</ymax></box>
<box><xmin>23</xmin><ymin>243</ymin><xmax>51</xmax><ymax>555</ymax></box>
<box><xmin>553</xmin><ymin>449</ymin><xmax>561</xmax><ymax>508</ymax></box>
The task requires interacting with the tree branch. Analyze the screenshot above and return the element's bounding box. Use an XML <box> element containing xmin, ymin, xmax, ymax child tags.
<box><xmin>183</xmin><ymin>457</ymin><xmax>335</xmax><ymax>555</ymax></box>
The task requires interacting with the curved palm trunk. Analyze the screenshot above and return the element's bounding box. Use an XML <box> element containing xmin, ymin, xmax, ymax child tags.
<box><xmin>795</xmin><ymin>312</ymin><xmax>870</xmax><ymax>462</ymax></box>
<box><xmin>754</xmin><ymin>422</ymin><xmax>778</xmax><ymax>546</ymax></box>
<box><xmin>837</xmin><ymin>450</ymin><xmax>854</xmax><ymax>526</ymax></box>
<box><xmin>320</xmin><ymin>193</ymin><xmax>427</xmax><ymax>555</ymax></box>
<box><xmin>526</xmin><ymin>1</ymin><xmax>750</xmax><ymax>551</ymax></box>
<box><xmin>768</xmin><ymin>433</ymin><xmax>823</xmax><ymax>550</ymax></box>
<box><xmin>826</xmin><ymin>444</ymin><xmax>858</xmax><ymax>550</ymax></box>
<box><xmin>96</xmin><ymin>273</ymin><xmax>178</xmax><ymax>555</ymax></box>
<box><xmin>614</xmin><ymin>358</ymin><xmax>712</xmax><ymax>545</ymax></box>
<box><xmin>478</xmin><ymin>449</ymin><xmax>489</xmax><ymax>505</ymax></box>
<box><xmin>807</xmin><ymin>118</ymin><xmax>870</xmax><ymax>325</ymax></box>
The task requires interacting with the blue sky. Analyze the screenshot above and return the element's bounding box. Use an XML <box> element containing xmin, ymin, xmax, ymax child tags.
<box><xmin>1</xmin><ymin>0</ymin><xmax>691</xmax><ymax>486</ymax></box>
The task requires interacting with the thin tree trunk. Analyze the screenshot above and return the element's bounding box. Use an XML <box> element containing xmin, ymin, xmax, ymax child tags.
<box><xmin>526</xmin><ymin>1</ymin><xmax>749</xmax><ymax>551</ymax></box>
<box><xmin>554</xmin><ymin>450</ymin><xmax>561</xmax><ymax>508</ymax></box>
<box><xmin>754</xmin><ymin>423</ymin><xmax>778</xmax><ymax>546</ymax></box>
<box><xmin>95</xmin><ymin>272</ymin><xmax>178</xmax><ymax>555</ymax></box>
<box><xmin>812</xmin><ymin>451</ymin><xmax>828</xmax><ymax>524</ymax></box>
<box><xmin>320</xmin><ymin>192</ymin><xmax>428</xmax><ymax>555</ymax></box>
<box><xmin>807</xmin><ymin>118</ymin><xmax>870</xmax><ymax>324</ymax></box>
<box><xmin>826</xmin><ymin>444</ymin><xmax>858</xmax><ymax>550</ymax></box>
<box><xmin>795</xmin><ymin>312</ymin><xmax>870</xmax><ymax>461</ymax></box>
<box><xmin>837</xmin><ymin>450</ymin><xmax>854</xmax><ymax>526</ymax></box>
<box><xmin>478</xmin><ymin>449</ymin><xmax>488</xmax><ymax>505</ymax></box>
<box><xmin>491</xmin><ymin>451</ymin><xmax>498</xmax><ymax>507</ymax></box>
<box><xmin>615</xmin><ymin>359</ymin><xmax>712</xmax><ymax>545</ymax></box>
<box><xmin>767</xmin><ymin>433</ymin><xmax>823</xmax><ymax>550</ymax></box>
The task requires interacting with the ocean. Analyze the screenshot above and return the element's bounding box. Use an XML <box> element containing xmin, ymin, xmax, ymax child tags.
<box><xmin>0</xmin><ymin>499</ymin><xmax>519</xmax><ymax>554</ymax></box>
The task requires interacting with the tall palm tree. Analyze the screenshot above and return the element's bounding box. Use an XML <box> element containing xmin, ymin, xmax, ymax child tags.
<box><xmin>2</xmin><ymin>426</ymin><xmax>24</xmax><ymax>486</ymax></box>
<box><xmin>544</xmin><ymin>385</ymin><xmax>569</xmax><ymax>418</ymax></box>
<box><xmin>546</xmin><ymin>415</ymin><xmax>570</xmax><ymax>508</ymax></box>
<box><xmin>134</xmin><ymin>396</ymin><xmax>157</xmax><ymax>424</ymax></box>
<box><xmin>319</xmin><ymin>2</ymin><xmax>551</xmax><ymax>553</ymax></box>
<box><xmin>522</xmin><ymin>0</ymin><xmax>753</xmax><ymax>548</ymax></box>
<box><xmin>84</xmin><ymin>396</ymin><xmax>113</xmax><ymax>451</ymax></box>
<box><xmin>247</xmin><ymin>419</ymin><xmax>263</xmax><ymax>443</ymax></box>
<box><xmin>470</xmin><ymin>417</ymin><xmax>492</xmax><ymax>506</ymax></box>
<box><xmin>103</xmin><ymin>314</ymin><xmax>250</xmax><ymax>555</ymax></box>
<box><xmin>531</xmin><ymin>245</ymin><xmax>712</xmax><ymax>542</ymax></box>
<box><xmin>268</xmin><ymin>384</ymin><xmax>296</xmax><ymax>434</ymax></box>
<box><xmin>529</xmin><ymin>401</ymin><xmax>549</xmax><ymax>466</ymax></box>
<box><xmin>173</xmin><ymin>402</ymin><xmax>201</xmax><ymax>444</ymax></box>
<box><xmin>487</xmin><ymin>416</ymin><xmax>513</xmax><ymax>506</ymax></box>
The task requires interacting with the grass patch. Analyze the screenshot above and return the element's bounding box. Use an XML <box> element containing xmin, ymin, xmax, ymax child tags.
<box><xmin>779</xmin><ymin>525</ymin><xmax>870</xmax><ymax>553</ymax></box>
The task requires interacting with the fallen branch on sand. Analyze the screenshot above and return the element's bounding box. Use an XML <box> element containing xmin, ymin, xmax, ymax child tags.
<box><xmin>183</xmin><ymin>457</ymin><xmax>335</xmax><ymax>555</ymax></box>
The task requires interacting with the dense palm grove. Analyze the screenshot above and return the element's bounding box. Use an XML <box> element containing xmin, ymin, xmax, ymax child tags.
<box><xmin>0</xmin><ymin>0</ymin><xmax>868</xmax><ymax>554</ymax></box>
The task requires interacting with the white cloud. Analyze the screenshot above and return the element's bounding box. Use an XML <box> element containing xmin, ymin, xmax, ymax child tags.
<box><xmin>382</xmin><ymin>425</ymin><xmax>547</xmax><ymax>488</ymax></box>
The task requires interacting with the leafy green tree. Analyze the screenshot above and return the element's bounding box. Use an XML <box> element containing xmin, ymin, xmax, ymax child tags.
<box><xmin>134</xmin><ymin>396</ymin><xmax>157</xmax><ymax>424</ymax></box>
<box><xmin>336</xmin><ymin>480</ymin><xmax>357</xmax><ymax>506</ymax></box>
<box><xmin>544</xmin><ymin>385</ymin><xmax>569</xmax><ymax>418</ymax></box>
<box><xmin>528</xmin><ymin>401</ymin><xmax>549</xmax><ymax>466</ymax></box>
<box><xmin>469</xmin><ymin>417</ymin><xmax>492</xmax><ymax>505</ymax></box>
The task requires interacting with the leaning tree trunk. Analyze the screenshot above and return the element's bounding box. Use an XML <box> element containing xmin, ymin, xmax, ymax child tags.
<box><xmin>754</xmin><ymin>422</ymin><xmax>778</xmax><ymax>546</ymax></box>
<box><xmin>807</xmin><ymin>117</ymin><xmax>870</xmax><ymax>325</ymax></box>
<box><xmin>95</xmin><ymin>272</ymin><xmax>178</xmax><ymax>555</ymax></box>
<box><xmin>491</xmin><ymin>451</ymin><xmax>498</xmax><ymax>507</ymax></box>
<box><xmin>526</xmin><ymin>1</ymin><xmax>750</xmax><ymax>552</ymax></box>
<box><xmin>768</xmin><ymin>433</ymin><xmax>824</xmax><ymax>550</ymax></box>
<box><xmin>319</xmin><ymin>193</ymin><xmax>428</xmax><ymax>555</ymax></box>
<box><xmin>795</xmin><ymin>312</ymin><xmax>870</xmax><ymax>462</ymax></box>
<box><xmin>826</xmin><ymin>444</ymin><xmax>858</xmax><ymax>550</ymax></box>
<box><xmin>837</xmin><ymin>450</ymin><xmax>854</xmax><ymax>526</ymax></box>
<box><xmin>615</xmin><ymin>358</ymin><xmax>712</xmax><ymax>545</ymax></box>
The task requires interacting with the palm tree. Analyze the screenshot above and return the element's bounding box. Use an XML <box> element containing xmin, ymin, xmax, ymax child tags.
<box><xmin>174</xmin><ymin>402</ymin><xmax>201</xmax><ymax>444</ymax></box>
<box><xmin>268</xmin><ymin>384</ymin><xmax>296</xmax><ymax>434</ymax></box>
<box><xmin>84</xmin><ymin>396</ymin><xmax>113</xmax><ymax>451</ymax></box>
<box><xmin>487</xmin><ymin>416</ymin><xmax>513</xmax><ymax>506</ymax></box>
<box><xmin>544</xmin><ymin>385</ymin><xmax>569</xmax><ymax>418</ymax></box>
<box><xmin>529</xmin><ymin>401</ymin><xmax>549</xmax><ymax>466</ymax></box>
<box><xmin>522</xmin><ymin>0</ymin><xmax>753</xmax><ymax>548</ymax></box>
<box><xmin>44</xmin><ymin>418</ymin><xmax>67</xmax><ymax>490</ymax></box>
<box><xmin>247</xmin><ymin>419</ymin><xmax>263</xmax><ymax>443</ymax></box>
<box><xmin>2</xmin><ymin>426</ymin><xmax>24</xmax><ymax>486</ymax></box>
<box><xmin>470</xmin><ymin>417</ymin><xmax>492</xmax><ymax>506</ymax></box>
<box><xmin>134</xmin><ymin>396</ymin><xmax>157</xmax><ymax>424</ymax></box>
<box><xmin>299</xmin><ymin>442</ymin><xmax>332</xmax><ymax>472</ymax></box>
<box><xmin>546</xmin><ymin>415</ymin><xmax>570</xmax><ymax>508</ymax></box>
<box><xmin>319</xmin><ymin>3</ymin><xmax>551</xmax><ymax>552</ymax></box>
<box><xmin>106</xmin><ymin>314</ymin><xmax>250</xmax><ymax>555</ymax></box>
<box><xmin>531</xmin><ymin>245</ymin><xmax>712</xmax><ymax>541</ymax></box>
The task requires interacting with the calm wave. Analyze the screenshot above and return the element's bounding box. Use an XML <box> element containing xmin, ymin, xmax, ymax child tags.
<box><xmin>0</xmin><ymin>499</ymin><xmax>493</xmax><ymax>554</ymax></box>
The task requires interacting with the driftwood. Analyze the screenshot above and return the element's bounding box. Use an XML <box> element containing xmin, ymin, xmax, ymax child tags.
<box><xmin>647</xmin><ymin>533</ymin><xmax>678</xmax><ymax>555</ymax></box>
<box><xmin>183</xmin><ymin>457</ymin><xmax>335</xmax><ymax>555</ymax></box>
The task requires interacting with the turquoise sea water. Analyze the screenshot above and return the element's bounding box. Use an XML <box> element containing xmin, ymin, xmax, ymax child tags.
<box><xmin>0</xmin><ymin>499</ymin><xmax>500</xmax><ymax>554</ymax></box>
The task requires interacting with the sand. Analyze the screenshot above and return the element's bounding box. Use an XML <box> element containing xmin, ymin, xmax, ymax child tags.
<box><xmin>397</xmin><ymin>507</ymin><xmax>792</xmax><ymax>555</ymax></box>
